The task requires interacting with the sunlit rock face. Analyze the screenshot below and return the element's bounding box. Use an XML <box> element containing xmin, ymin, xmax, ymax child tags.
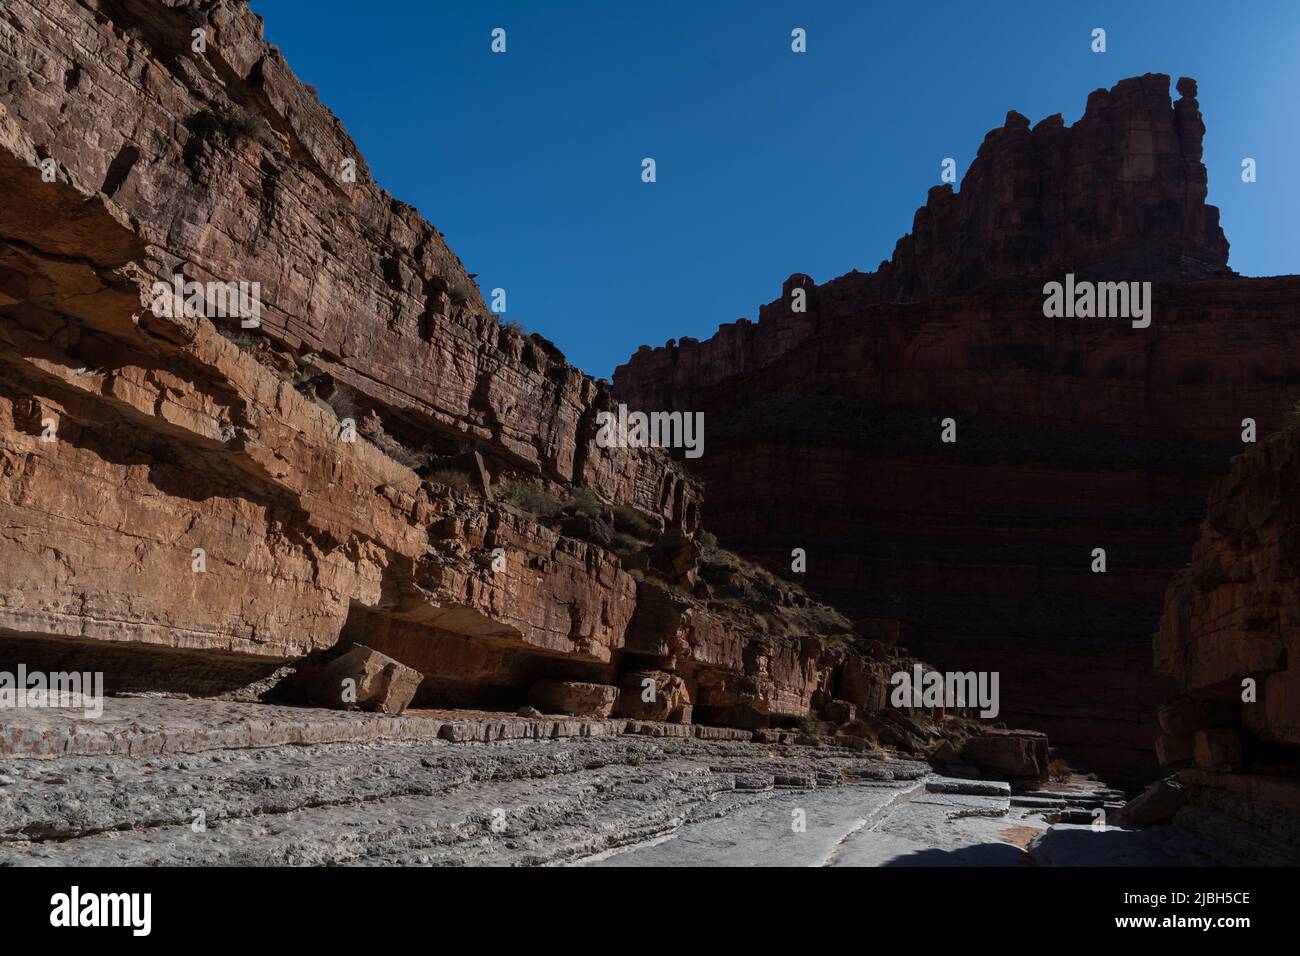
<box><xmin>0</xmin><ymin>0</ymin><xmax>931</xmax><ymax>729</ymax></box>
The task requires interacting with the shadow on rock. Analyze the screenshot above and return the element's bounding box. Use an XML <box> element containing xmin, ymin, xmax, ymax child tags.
<box><xmin>881</xmin><ymin>842</ymin><xmax>1030</xmax><ymax>867</ymax></box>
<box><xmin>1027</xmin><ymin>825</ymin><xmax>1184</xmax><ymax>866</ymax></box>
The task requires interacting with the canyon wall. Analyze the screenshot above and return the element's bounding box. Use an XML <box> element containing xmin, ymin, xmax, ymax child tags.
<box><xmin>617</xmin><ymin>73</ymin><xmax>1231</xmax><ymax>414</ymax></box>
<box><xmin>0</xmin><ymin>0</ymin><xmax>917</xmax><ymax>729</ymax></box>
<box><xmin>614</xmin><ymin>74</ymin><xmax>1300</xmax><ymax>778</ymax></box>
<box><xmin>1144</xmin><ymin>424</ymin><xmax>1300</xmax><ymax>860</ymax></box>
<box><xmin>1156</xmin><ymin>423</ymin><xmax>1300</xmax><ymax>753</ymax></box>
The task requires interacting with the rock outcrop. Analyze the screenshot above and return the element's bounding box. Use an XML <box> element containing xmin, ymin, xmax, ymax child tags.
<box><xmin>961</xmin><ymin>729</ymin><xmax>1051</xmax><ymax>784</ymax></box>
<box><xmin>0</xmin><ymin>0</ymin><xmax>950</xmax><ymax>734</ymax></box>
<box><xmin>614</xmin><ymin>74</ymin><xmax>1300</xmax><ymax>777</ymax></box>
<box><xmin>1156</xmin><ymin>423</ymin><xmax>1300</xmax><ymax>751</ymax></box>
<box><xmin>615</xmin><ymin>73</ymin><xmax>1232</xmax><ymax>415</ymax></box>
<box><xmin>1142</xmin><ymin>422</ymin><xmax>1300</xmax><ymax>861</ymax></box>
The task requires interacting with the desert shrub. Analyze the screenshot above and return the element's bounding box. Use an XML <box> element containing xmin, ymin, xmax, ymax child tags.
<box><xmin>216</xmin><ymin>324</ymin><xmax>257</xmax><ymax>354</ymax></box>
<box><xmin>448</xmin><ymin>278</ymin><xmax>475</xmax><ymax>304</ymax></box>
<box><xmin>498</xmin><ymin>477</ymin><xmax>530</xmax><ymax>504</ymax></box>
<box><xmin>369</xmin><ymin>431</ymin><xmax>422</xmax><ymax>469</ymax></box>
<box><xmin>498</xmin><ymin>478</ymin><xmax>562</xmax><ymax>516</ymax></box>
<box><xmin>223</xmin><ymin>105</ymin><xmax>275</xmax><ymax>147</ymax></box>
<box><xmin>697</xmin><ymin>529</ymin><xmax>718</xmax><ymax>549</ymax></box>
<box><xmin>322</xmin><ymin>385</ymin><xmax>356</xmax><ymax>423</ymax></box>
<box><xmin>625</xmin><ymin>749</ymin><xmax>645</xmax><ymax>767</ymax></box>
<box><xmin>798</xmin><ymin>712</ymin><xmax>820</xmax><ymax>736</ymax></box>
<box><xmin>1048</xmin><ymin>757</ymin><xmax>1072</xmax><ymax>783</ymax></box>
<box><xmin>525</xmin><ymin>488</ymin><xmax>564</xmax><ymax>516</ymax></box>
<box><xmin>611</xmin><ymin>531</ymin><xmax>643</xmax><ymax>554</ymax></box>
<box><xmin>612</xmin><ymin>503</ymin><xmax>655</xmax><ymax>540</ymax></box>
<box><xmin>500</xmin><ymin>318</ymin><xmax>527</xmax><ymax>335</ymax></box>
<box><xmin>567</xmin><ymin>487</ymin><xmax>601</xmax><ymax>517</ymax></box>
<box><xmin>429</xmin><ymin>467</ymin><xmax>471</xmax><ymax>492</ymax></box>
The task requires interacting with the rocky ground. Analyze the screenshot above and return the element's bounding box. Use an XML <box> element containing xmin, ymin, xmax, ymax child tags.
<box><xmin>0</xmin><ymin>697</ymin><xmax>1194</xmax><ymax>867</ymax></box>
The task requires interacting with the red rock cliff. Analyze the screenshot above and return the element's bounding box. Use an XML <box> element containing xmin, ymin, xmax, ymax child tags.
<box><xmin>0</xmin><ymin>0</ymin><xmax>926</xmax><ymax>732</ymax></box>
<box><xmin>614</xmin><ymin>74</ymin><xmax>1300</xmax><ymax>778</ymax></box>
<box><xmin>1140</xmin><ymin>424</ymin><xmax>1300</xmax><ymax>861</ymax></box>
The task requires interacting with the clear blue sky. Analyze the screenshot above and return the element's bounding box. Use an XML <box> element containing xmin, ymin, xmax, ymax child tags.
<box><xmin>253</xmin><ymin>0</ymin><xmax>1300</xmax><ymax>379</ymax></box>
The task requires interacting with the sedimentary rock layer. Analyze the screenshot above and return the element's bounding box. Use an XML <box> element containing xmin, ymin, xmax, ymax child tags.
<box><xmin>0</xmin><ymin>0</ymin><xmax>923</xmax><ymax>729</ymax></box>
<box><xmin>1156</xmin><ymin>422</ymin><xmax>1300</xmax><ymax>758</ymax></box>
<box><xmin>0</xmin><ymin>0</ymin><xmax>694</xmax><ymax>511</ymax></box>
<box><xmin>616</xmin><ymin>73</ymin><xmax>1231</xmax><ymax>413</ymax></box>
<box><xmin>613</xmin><ymin>74</ymin><xmax>1300</xmax><ymax>776</ymax></box>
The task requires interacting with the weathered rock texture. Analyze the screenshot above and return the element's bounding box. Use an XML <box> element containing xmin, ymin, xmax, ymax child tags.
<box><xmin>961</xmin><ymin>729</ymin><xmax>1051</xmax><ymax>783</ymax></box>
<box><xmin>279</xmin><ymin>643</ymin><xmax>422</xmax><ymax>715</ymax></box>
<box><xmin>0</xmin><ymin>0</ymin><xmax>936</xmax><ymax>731</ymax></box>
<box><xmin>0</xmin><ymin>696</ymin><xmax>947</xmax><ymax>867</ymax></box>
<box><xmin>614</xmin><ymin>74</ymin><xmax>1300</xmax><ymax>777</ymax></box>
<box><xmin>1146</xmin><ymin>422</ymin><xmax>1300</xmax><ymax>860</ymax></box>
<box><xmin>1156</xmin><ymin>423</ymin><xmax>1300</xmax><ymax>749</ymax></box>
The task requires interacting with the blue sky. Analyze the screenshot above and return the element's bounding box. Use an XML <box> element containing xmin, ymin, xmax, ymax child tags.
<box><xmin>253</xmin><ymin>0</ymin><xmax>1300</xmax><ymax>379</ymax></box>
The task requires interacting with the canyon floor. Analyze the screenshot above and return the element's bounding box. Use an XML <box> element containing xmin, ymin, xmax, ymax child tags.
<box><xmin>0</xmin><ymin>697</ymin><xmax>1197</xmax><ymax>867</ymax></box>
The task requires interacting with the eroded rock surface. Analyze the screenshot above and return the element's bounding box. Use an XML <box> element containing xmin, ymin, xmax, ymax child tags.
<box><xmin>1143</xmin><ymin>422</ymin><xmax>1300</xmax><ymax>863</ymax></box>
<box><xmin>0</xmin><ymin>0</ymin><xmax>934</xmax><ymax>731</ymax></box>
<box><xmin>0</xmin><ymin>698</ymin><xmax>1149</xmax><ymax>867</ymax></box>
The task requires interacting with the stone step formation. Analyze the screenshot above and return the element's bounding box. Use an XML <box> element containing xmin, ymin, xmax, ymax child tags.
<box><xmin>0</xmin><ymin>699</ymin><xmax>1178</xmax><ymax>868</ymax></box>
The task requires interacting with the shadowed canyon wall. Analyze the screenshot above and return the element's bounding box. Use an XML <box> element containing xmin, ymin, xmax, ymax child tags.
<box><xmin>1146</xmin><ymin>423</ymin><xmax>1300</xmax><ymax>859</ymax></box>
<box><xmin>614</xmin><ymin>74</ymin><xmax>1300</xmax><ymax>778</ymax></box>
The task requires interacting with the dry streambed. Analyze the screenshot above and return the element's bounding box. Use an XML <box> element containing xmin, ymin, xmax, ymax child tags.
<box><xmin>0</xmin><ymin>699</ymin><xmax>1170</xmax><ymax>867</ymax></box>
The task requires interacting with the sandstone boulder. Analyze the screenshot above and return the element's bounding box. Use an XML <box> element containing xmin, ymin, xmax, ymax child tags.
<box><xmin>1159</xmin><ymin>697</ymin><xmax>1233</xmax><ymax>736</ymax></box>
<box><xmin>647</xmin><ymin>530</ymin><xmax>701</xmax><ymax>588</ymax></box>
<box><xmin>558</xmin><ymin>515</ymin><xmax>614</xmax><ymax>549</ymax></box>
<box><xmin>1194</xmin><ymin>728</ymin><xmax>1243</xmax><ymax>772</ymax></box>
<box><xmin>961</xmin><ymin>728</ymin><xmax>1050</xmax><ymax>782</ymax></box>
<box><xmin>1115</xmin><ymin>777</ymin><xmax>1188</xmax><ymax>828</ymax></box>
<box><xmin>615</xmin><ymin>670</ymin><xmax>692</xmax><ymax>722</ymax></box>
<box><xmin>527</xmin><ymin>680</ymin><xmax>619</xmax><ymax>718</ymax></box>
<box><xmin>283</xmin><ymin>644</ymin><xmax>422</xmax><ymax>715</ymax></box>
<box><xmin>824</xmin><ymin>699</ymin><xmax>858</xmax><ymax>724</ymax></box>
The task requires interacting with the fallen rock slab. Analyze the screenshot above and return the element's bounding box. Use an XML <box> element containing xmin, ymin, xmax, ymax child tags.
<box><xmin>1194</xmin><ymin>728</ymin><xmax>1243</xmax><ymax>772</ymax></box>
<box><xmin>960</xmin><ymin>729</ymin><xmax>1050</xmax><ymax>782</ymax></box>
<box><xmin>527</xmin><ymin>680</ymin><xmax>619</xmax><ymax>718</ymax></box>
<box><xmin>282</xmin><ymin>645</ymin><xmax>422</xmax><ymax>715</ymax></box>
<box><xmin>1114</xmin><ymin>776</ymin><xmax>1188</xmax><ymax>827</ymax></box>
<box><xmin>925</xmin><ymin>777</ymin><xmax>1011</xmax><ymax>798</ymax></box>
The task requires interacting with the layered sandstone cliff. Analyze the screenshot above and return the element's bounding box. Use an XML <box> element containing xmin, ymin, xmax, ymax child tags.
<box><xmin>1126</xmin><ymin>424</ymin><xmax>1300</xmax><ymax>862</ymax></box>
<box><xmin>1156</xmin><ymin>423</ymin><xmax>1300</xmax><ymax>753</ymax></box>
<box><xmin>614</xmin><ymin>74</ymin><xmax>1300</xmax><ymax>778</ymax></box>
<box><xmin>616</xmin><ymin>73</ymin><xmax>1232</xmax><ymax>415</ymax></box>
<box><xmin>0</xmin><ymin>0</ymin><xmax>928</xmax><ymax>731</ymax></box>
